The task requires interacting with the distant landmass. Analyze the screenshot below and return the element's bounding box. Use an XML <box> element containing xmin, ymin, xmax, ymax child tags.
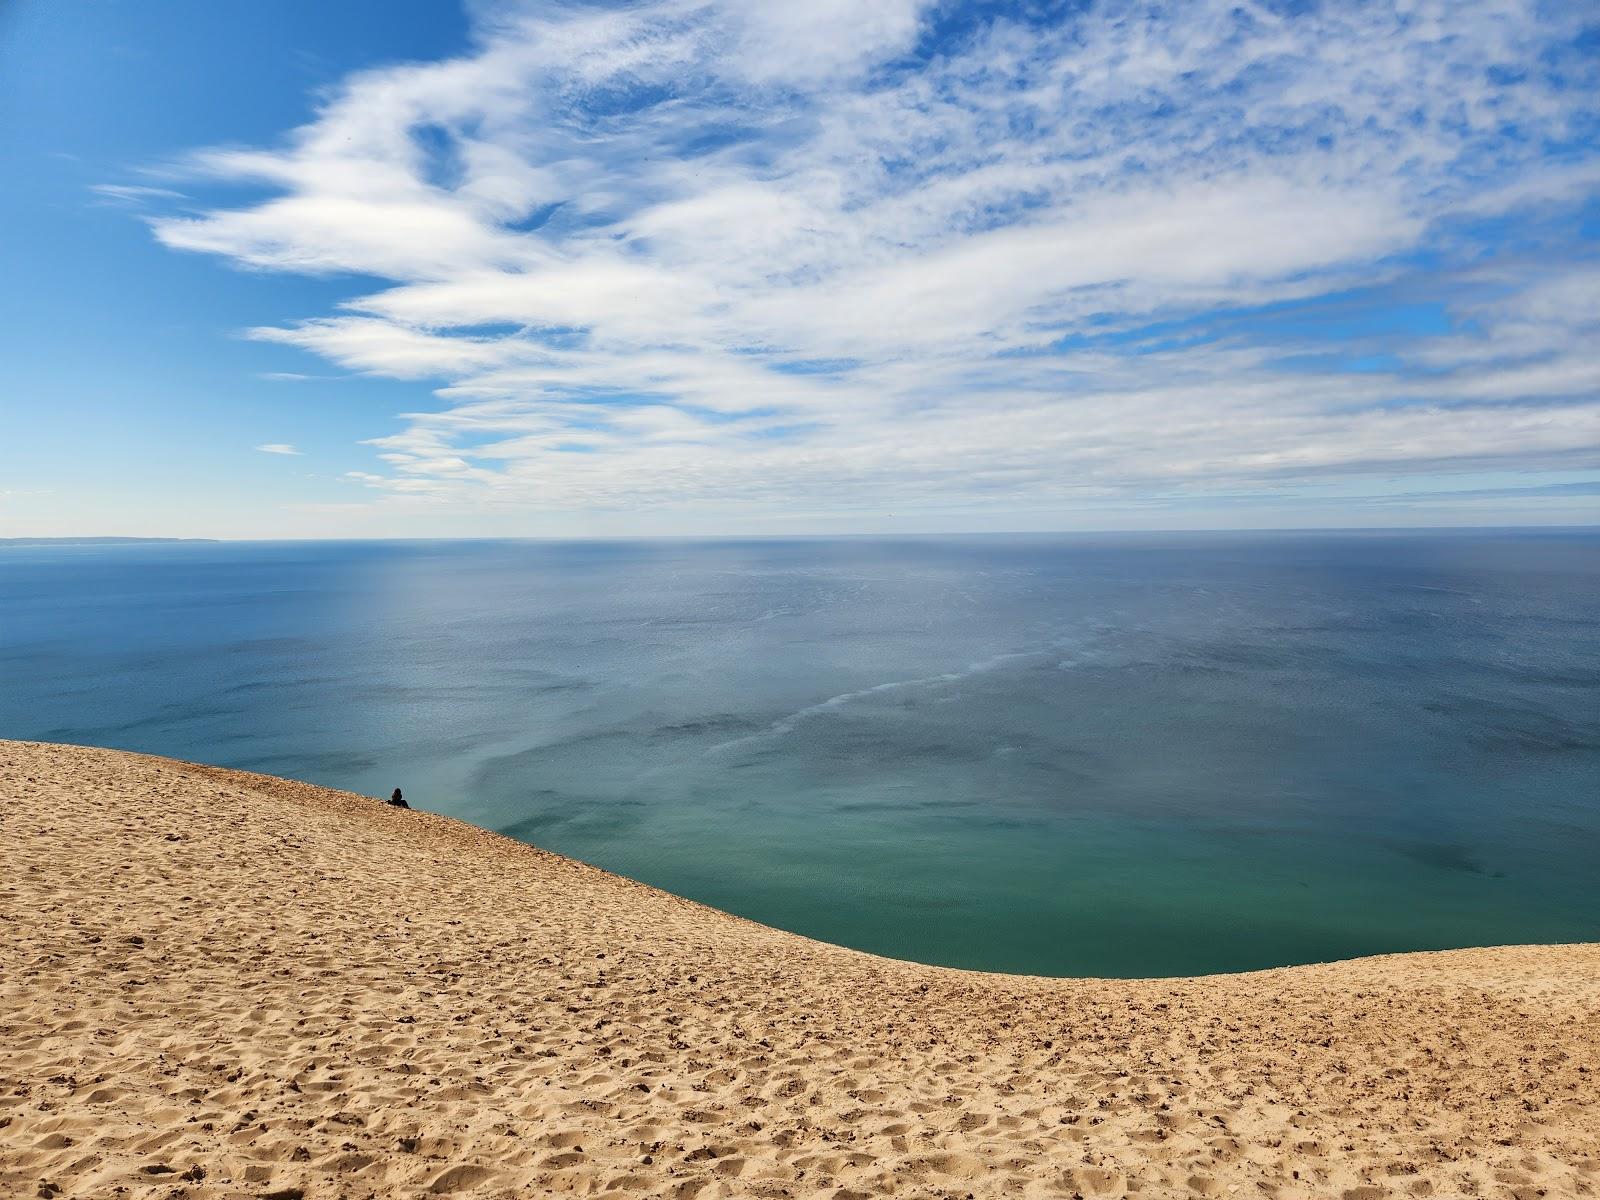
<box><xmin>0</xmin><ymin>537</ymin><xmax>220</xmax><ymax>546</ymax></box>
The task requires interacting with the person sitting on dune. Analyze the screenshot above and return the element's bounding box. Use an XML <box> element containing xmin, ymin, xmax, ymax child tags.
<box><xmin>389</xmin><ymin>787</ymin><xmax>409</xmax><ymax>809</ymax></box>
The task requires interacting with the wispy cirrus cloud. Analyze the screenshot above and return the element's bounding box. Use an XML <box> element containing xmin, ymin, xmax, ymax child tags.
<box><xmin>137</xmin><ymin>0</ymin><xmax>1599</xmax><ymax>525</ymax></box>
<box><xmin>89</xmin><ymin>183</ymin><xmax>186</xmax><ymax>206</ymax></box>
<box><xmin>255</xmin><ymin>443</ymin><xmax>303</xmax><ymax>456</ymax></box>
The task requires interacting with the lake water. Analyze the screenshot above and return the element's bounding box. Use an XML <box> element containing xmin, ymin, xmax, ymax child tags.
<box><xmin>2</xmin><ymin>532</ymin><xmax>1597</xmax><ymax>976</ymax></box>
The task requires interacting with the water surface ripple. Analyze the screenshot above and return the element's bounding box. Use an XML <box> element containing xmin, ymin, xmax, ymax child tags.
<box><xmin>3</xmin><ymin>532</ymin><xmax>1596</xmax><ymax>975</ymax></box>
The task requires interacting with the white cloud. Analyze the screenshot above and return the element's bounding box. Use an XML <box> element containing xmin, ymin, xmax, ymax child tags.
<box><xmin>140</xmin><ymin>0</ymin><xmax>1599</xmax><ymax>526</ymax></box>
<box><xmin>90</xmin><ymin>183</ymin><xmax>186</xmax><ymax>206</ymax></box>
<box><xmin>255</xmin><ymin>443</ymin><xmax>303</xmax><ymax>456</ymax></box>
<box><xmin>722</xmin><ymin>0</ymin><xmax>927</xmax><ymax>83</ymax></box>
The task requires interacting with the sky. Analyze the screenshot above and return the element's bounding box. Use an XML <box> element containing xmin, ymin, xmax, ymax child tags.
<box><xmin>2</xmin><ymin>0</ymin><xmax>1598</xmax><ymax>538</ymax></box>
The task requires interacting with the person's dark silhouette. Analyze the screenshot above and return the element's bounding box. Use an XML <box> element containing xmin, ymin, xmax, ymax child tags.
<box><xmin>389</xmin><ymin>787</ymin><xmax>409</xmax><ymax>809</ymax></box>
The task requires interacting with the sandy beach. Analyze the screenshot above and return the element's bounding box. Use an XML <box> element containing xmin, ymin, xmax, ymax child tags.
<box><xmin>2</xmin><ymin>739</ymin><xmax>1596</xmax><ymax>1200</ymax></box>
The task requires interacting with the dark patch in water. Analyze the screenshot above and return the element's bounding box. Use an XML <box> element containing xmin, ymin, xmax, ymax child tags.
<box><xmin>1423</xmin><ymin>696</ymin><xmax>1600</xmax><ymax>754</ymax></box>
<box><xmin>650</xmin><ymin>714</ymin><xmax>765</xmax><ymax>738</ymax></box>
<box><xmin>221</xmin><ymin>636</ymin><xmax>324</xmax><ymax>656</ymax></box>
<box><xmin>499</xmin><ymin>798</ymin><xmax>647</xmax><ymax>844</ymax></box>
<box><xmin>232</xmin><ymin>750</ymin><xmax>381</xmax><ymax>777</ymax></box>
<box><xmin>1392</xmin><ymin>841</ymin><xmax>1491</xmax><ymax>876</ymax></box>
<box><xmin>223</xmin><ymin>676</ymin><xmax>342</xmax><ymax>695</ymax></box>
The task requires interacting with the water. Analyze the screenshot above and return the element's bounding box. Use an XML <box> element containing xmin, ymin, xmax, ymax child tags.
<box><xmin>2</xmin><ymin>532</ymin><xmax>1597</xmax><ymax>976</ymax></box>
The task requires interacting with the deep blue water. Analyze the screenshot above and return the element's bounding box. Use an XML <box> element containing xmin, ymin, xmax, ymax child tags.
<box><xmin>2</xmin><ymin>532</ymin><xmax>1597</xmax><ymax>976</ymax></box>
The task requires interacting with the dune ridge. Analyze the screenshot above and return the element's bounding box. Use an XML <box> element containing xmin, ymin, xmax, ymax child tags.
<box><xmin>2</xmin><ymin>739</ymin><xmax>1596</xmax><ymax>1199</ymax></box>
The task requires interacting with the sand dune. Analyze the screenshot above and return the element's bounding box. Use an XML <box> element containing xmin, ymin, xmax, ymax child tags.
<box><xmin>2</xmin><ymin>740</ymin><xmax>1596</xmax><ymax>1199</ymax></box>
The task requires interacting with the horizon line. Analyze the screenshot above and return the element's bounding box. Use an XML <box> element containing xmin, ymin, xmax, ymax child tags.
<box><xmin>5</xmin><ymin>523</ymin><xmax>1599</xmax><ymax>546</ymax></box>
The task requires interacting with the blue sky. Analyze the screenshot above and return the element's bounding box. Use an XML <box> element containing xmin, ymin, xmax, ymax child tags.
<box><xmin>2</xmin><ymin>0</ymin><xmax>1597</xmax><ymax>537</ymax></box>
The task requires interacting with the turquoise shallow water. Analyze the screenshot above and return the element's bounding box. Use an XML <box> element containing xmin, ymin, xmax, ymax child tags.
<box><xmin>2</xmin><ymin>531</ymin><xmax>1597</xmax><ymax>976</ymax></box>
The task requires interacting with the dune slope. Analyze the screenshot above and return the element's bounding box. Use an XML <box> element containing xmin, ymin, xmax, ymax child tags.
<box><xmin>1</xmin><ymin>740</ymin><xmax>1596</xmax><ymax>1199</ymax></box>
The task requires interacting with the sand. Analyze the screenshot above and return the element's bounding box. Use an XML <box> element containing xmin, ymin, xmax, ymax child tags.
<box><xmin>1</xmin><ymin>740</ymin><xmax>1596</xmax><ymax>1200</ymax></box>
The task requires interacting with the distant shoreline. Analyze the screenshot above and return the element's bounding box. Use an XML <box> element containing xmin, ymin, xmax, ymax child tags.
<box><xmin>0</xmin><ymin>536</ymin><xmax>221</xmax><ymax>546</ymax></box>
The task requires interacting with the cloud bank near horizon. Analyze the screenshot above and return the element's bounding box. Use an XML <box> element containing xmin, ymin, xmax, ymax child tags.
<box><xmin>141</xmin><ymin>0</ymin><xmax>1599</xmax><ymax>526</ymax></box>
